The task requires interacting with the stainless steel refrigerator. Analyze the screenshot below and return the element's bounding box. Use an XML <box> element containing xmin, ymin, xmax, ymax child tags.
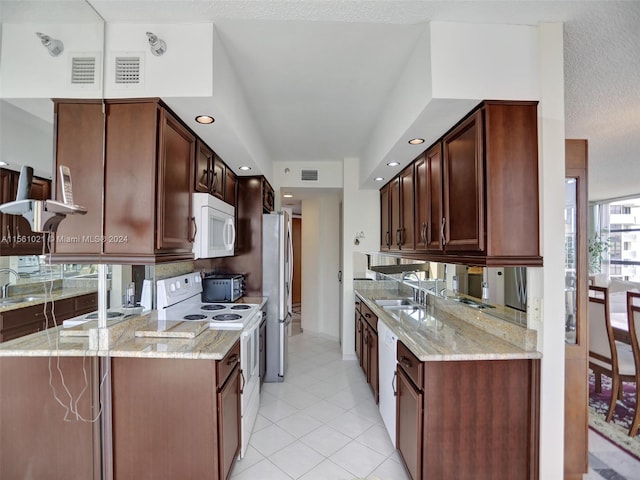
<box><xmin>262</xmin><ymin>211</ymin><xmax>293</xmax><ymax>382</ymax></box>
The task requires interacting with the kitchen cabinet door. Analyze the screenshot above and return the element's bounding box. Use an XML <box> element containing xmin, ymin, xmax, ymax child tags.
<box><xmin>442</xmin><ymin>109</ymin><xmax>485</xmax><ymax>252</ymax></box>
<box><xmin>398</xmin><ymin>164</ymin><xmax>416</xmax><ymax>251</ymax></box>
<box><xmin>415</xmin><ymin>144</ymin><xmax>443</xmax><ymax>252</ymax></box>
<box><xmin>195</xmin><ymin>139</ymin><xmax>214</xmax><ymax>193</ymax></box>
<box><xmin>53</xmin><ymin>100</ymin><xmax>104</xmax><ymax>257</ymax></box>
<box><xmin>225</xmin><ymin>167</ymin><xmax>237</xmax><ymax>207</ymax></box>
<box><xmin>0</xmin><ymin>169</ymin><xmax>13</xmax><ymax>254</ymax></box>
<box><xmin>397</xmin><ymin>366</ymin><xmax>423</xmax><ymax>480</ymax></box>
<box><xmin>218</xmin><ymin>364</ymin><xmax>241</xmax><ymax>480</ymax></box>
<box><xmin>355</xmin><ymin>303</ymin><xmax>362</xmax><ymax>366</ymax></box>
<box><xmin>156</xmin><ymin>108</ymin><xmax>196</xmax><ymax>251</ymax></box>
<box><xmin>389</xmin><ymin>176</ymin><xmax>401</xmax><ymax>251</ymax></box>
<box><xmin>380</xmin><ymin>183</ymin><xmax>391</xmax><ymax>250</ymax></box>
<box><xmin>212</xmin><ymin>154</ymin><xmax>225</xmax><ymax>200</ymax></box>
<box><xmin>259</xmin><ymin>318</ymin><xmax>267</xmax><ymax>385</ymax></box>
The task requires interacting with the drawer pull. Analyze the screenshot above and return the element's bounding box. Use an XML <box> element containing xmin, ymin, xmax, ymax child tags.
<box><xmin>226</xmin><ymin>353</ymin><xmax>238</xmax><ymax>365</ymax></box>
<box><xmin>365</xmin><ymin>313</ymin><xmax>371</xmax><ymax>318</ymax></box>
<box><xmin>400</xmin><ymin>356</ymin><xmax>412</xmax><ymax>369</ymax></box>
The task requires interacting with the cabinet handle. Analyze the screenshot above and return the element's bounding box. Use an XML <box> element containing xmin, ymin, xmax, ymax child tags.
<box><xmin>441</xmin><ymin>217</ymin><xmax>446</xmax><ymax>246</ymax></box>
<box><xmin>365</xmin><ymin>313</ymin><xmax>371</xmax><ymax>318</ymax></box>
<box><xmin>240</xmin><ymin>369</ymin><xmax>245</xmax><ymax>394</ymax></box>
<box><xmin>385</xmin><ymin>231</ymin><xmax>390</xmax><ymax>248</ymax></box>
<box><xmin>227</xmin><ymin>353</ymin><xmax>238</xmax><ymax>365</ymax></box>
<box><xmin>400</xmin><ymin>355</ymin><xmax>412</xmax><ymax>369</ymax></box>
<box><xmin>392</xmin><ymin>370</ymin><xmax>397</xmax><ymax>396</ymax></box>
<box><xmin>190</xmin><ymin>216</ymin><xmax>197</xmax><ymax>243</ymax></box>
<box><xmin>421</xmin><ymin>222</ymin><xmax>428</xmax><ymax>244</ymax></box>
<box><xmin>364</xmin><ymin>333</ymin><xmax>368</xmax><ymax>345</ymax></box>
<box><xmin>395</xmin><ymin>229</ymin><xmax>401</xmax><ymax>247</ymax></box>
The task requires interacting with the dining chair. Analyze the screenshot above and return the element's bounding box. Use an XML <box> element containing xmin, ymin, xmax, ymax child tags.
<box><xmin>588</xmin><ymin>286</ymin><xmax>636</xmax><ymax>422</ymax></box>
<box><xmin>626</xmin><ymin>291</ymin><xmax>640</xmax><ymax>436</ymax></box>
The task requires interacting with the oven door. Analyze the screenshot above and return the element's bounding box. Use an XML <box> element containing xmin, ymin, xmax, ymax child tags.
<box><xmin>241</xmin><ymin>320</ymin><xmax>260</xmax><ymax>400</ymax></box>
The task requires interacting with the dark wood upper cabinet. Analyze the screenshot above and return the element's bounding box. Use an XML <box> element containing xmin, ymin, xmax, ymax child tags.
<box><xmin>52</xmin><ymin>100</ymin><xmax>104</xmax><ymax>257</ymax></box>
<box><xmin>380</xmin><ymin>183</ymin><xmax>391</xmax><ymax>250</ymax></box>
<box><xmin>443</xmin><ymin>109</ymin><xmax>485</xmax><ymax>252</ymax></box>
<box><xmin>262</xmin><ymin>177</ymin><xmax>274</xmax><ymax>213</ymax></box>
<box><xmin>398</xmin><ymin>163</ymin><xmax>416</xmax><ymax>251</ymax></box>
<box><xmin>380</xmin><ymin>100</ymin><xmax>541</xmax><ymax>266</ymax></box>
<box><xmin>52</xmin><ymin>99</ymin><xmax>195</xmax><ymax>264</ymax></box>
<box><xmin>212</xmin><ymin>154</ymin><xmax>225</xmax><ymax>200</ymax></box>
<box><xmin>415</xmin><ymin>144</ymin><xmax>443</xmax><ymax>252</ymax></box>
<box><xmin>195</xmin><ymin>139</ymin><xmax>214</xmax><ymax>193</ymax></box>
<box><xmin>224</xmin><ymin>167</ymin><xmax>237</xmax><ymax>207</ymax></box>
<box><xmin>0</xmin><ymin>168</ymin><xmax>51</xmax><ymax>256</ymax></box>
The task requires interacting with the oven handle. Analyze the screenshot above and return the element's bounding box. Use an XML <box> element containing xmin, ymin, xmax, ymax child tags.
<box><xmin>240</xmin><ymin>368</ymin><xmax>245</xmax><ymax>394</ymax></box>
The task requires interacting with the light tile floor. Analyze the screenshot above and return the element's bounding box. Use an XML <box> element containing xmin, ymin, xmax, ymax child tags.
<box><xmin>586</xmin><ymin>428</ymin><xmax>640</xmax><ymax>480</ymax></box>
<box><xmin>232</xmin><ymin>330</ymin><xmax>640</xmax><ymax>479</ymax></box>
<box><xmin>231</xmin><ymin>331</ymin><xmax>409</xmax><ymax>480</ymax></box>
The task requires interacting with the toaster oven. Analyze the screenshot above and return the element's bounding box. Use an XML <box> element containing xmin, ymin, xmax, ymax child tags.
<box><xmin>202</xmin><ymin>274</ymin><xmax>245</xmax><ymax>302</ymax></box>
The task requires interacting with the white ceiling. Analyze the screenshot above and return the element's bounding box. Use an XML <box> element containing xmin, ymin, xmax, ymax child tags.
<box><xmin>2</xmin><ymin>1</ymin><xmax>639</xmax><ymax>204</ymax></box>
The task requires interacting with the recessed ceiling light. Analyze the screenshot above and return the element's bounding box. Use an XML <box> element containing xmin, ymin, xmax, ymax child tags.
<box><xmin>387</xmin><ymin>161</ymin><xmax>400</xmax><ymax>167</ymax></box>
<box><xmin>239</xmin><ymin>166</ymin><xmax>251</xmax><ymax>171</ymax></box>
<box><xmin>195</xmin><ymin>115</ymin><xmax>215</xmax><ymax>124</ymax></box>
<box><xmin>283</xmin><ymin>193</ymin><xmax>293</xmax><ymax>198</ymax></box>
<box><xmin>375</xmin><ymin>177</ymin><xmax>384</xmax><ymax>182</ymax></box>
<box><xmin>408</xmin><ymin>138</ymin><xmax>424</xmax><ymax>145</ymax></box>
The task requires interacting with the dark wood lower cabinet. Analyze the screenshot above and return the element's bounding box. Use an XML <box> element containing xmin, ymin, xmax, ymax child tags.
<box><xmin>396</xmin><ymin>366</ymin><xmax>423</xmax><ymax>480</ymax></box>
<box><xmin>0</xmin><ymin>356</ymin><xmax>101</xmax><ymax>479</ymax></box>
<box><xmin>395</xmin><ymin>342</ymin><xmax>540</xmax><ymax>480</ymax></box>
<box><xmin>111</xmin><ymin>340</ymin><xmax>241</xmax><ymax>480</ymax></box>
<box><xmin>218</xmin><ymin>363</ymin><xmax>241</xmax><ymax>480</ymax></box>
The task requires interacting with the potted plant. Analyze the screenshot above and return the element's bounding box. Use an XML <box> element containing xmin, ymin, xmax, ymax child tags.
<box><xmin>588</xmin><ymin>232</ymin><xmax>610</xmax><ymax>274</ymax></box>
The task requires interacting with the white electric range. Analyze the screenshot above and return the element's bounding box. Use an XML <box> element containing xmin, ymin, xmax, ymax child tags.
<box><xmin>157</xmin><ymin>273</ymin><xmax>262</xmax><ymax>459</ymax></box>
<box><xmin>157</xmin><ymin>272</ymin><xmax>259</xmax><ymax>330</ymax></box>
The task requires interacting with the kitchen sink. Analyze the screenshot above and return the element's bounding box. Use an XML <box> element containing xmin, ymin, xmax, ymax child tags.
<box><xmin>375</xmin><ymin>298</ymin><xmax>413</xmax><ymax>307</ymax></box>
<box><xmin>452</xmin><ymin>297</ymin><xmax>495</xmax><ymax>309</ymax></box>
<box><xmin>0</xmin><ymin>295</ymin><xmax>44</xmax><ymax>306</ymax></box>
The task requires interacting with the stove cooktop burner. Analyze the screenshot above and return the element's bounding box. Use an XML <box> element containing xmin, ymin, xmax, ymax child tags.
<box><xmin>85</xmin><ymin>311</ymin><xmax>124</xmax><ymax>319</ymax></box>
<box><xmin>231</xmin><ymin>305</ymin><xmax>251</xmax><ymax>310</ymax></box>
<box><xmin>212</xmin><ymin>313</ymin><xmax>243</xmax><ymax>322</ymax></box>
<box><xmin>184</xmin><ymin>314</ymin><xmax>208</xmax><ymax>320</ymax></box>
<box><xmin>201</xmin><ymin>304</ymin><xmax>225</xmax><ymax>311</ymax></box>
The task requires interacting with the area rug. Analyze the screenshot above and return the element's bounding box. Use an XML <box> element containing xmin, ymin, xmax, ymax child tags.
<box><xmin>588</xmin><ymin>371</ymin><xmax>640</xmax><ymax>459</ymax></box>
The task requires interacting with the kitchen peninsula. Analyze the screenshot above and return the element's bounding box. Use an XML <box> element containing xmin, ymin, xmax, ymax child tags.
<box><xmin>0</xmin><ymin>309</ymin><xmax>247</xmax><ymax>480</ymax></box>
<box><xmin>355</xmin><ymin>279</ymin><xmax>541</xmax><ymax>480</ymax></box>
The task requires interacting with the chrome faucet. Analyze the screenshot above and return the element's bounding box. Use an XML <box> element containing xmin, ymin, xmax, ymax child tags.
<box><xmin>401</xmin><ymin>271</ymin><xmax>422</xmax><ymax>304</ymax></box>
<box><xmin>0</xmin><ymin>268</ymin><xmax>20</xmax><ymax>299</ymax></box>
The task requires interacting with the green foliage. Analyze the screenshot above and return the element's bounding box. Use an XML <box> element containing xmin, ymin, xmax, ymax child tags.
<box><xmin>588</xmin><ymin>232</ymin><xmax>610</xmax><ymax>274</ymax></box>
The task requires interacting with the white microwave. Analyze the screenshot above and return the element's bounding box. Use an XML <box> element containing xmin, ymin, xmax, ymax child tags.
<box><xmin>192</xmin><ymin>193</ymin><xmax>236</xmax><ymax>259</ymax></box>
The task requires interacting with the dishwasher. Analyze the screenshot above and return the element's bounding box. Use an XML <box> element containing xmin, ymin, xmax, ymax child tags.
<box><xmin>377</xmin><ymin>320</ymin><xmax>398</xmax><ymax>447</ymax></box>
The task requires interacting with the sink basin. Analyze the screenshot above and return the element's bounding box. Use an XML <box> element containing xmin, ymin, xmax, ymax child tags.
<box><xmin>375</xmin><ymin>298</ymin><xmax>413</xmax><ymax>307</ymax></box>
<box><xmin>452</xmin><ymin>297</ymin><xmax>495</xmax><ymax>309</ymax></box>
<box><xmin>0</xmin><ymin>295</ymin><xmax>44</xmax><ymax>306</ymax></box>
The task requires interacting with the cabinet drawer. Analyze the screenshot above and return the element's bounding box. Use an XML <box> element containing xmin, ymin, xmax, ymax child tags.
<box><xmin>74</xmin><ymin>293</ymin><xmax>98</xmax><ymax>314</ymax></box>
<box><xmin>360</xmin><ymin>302</ymin><xmax>377</xmax><ymax>332</ymax></box>
<box><xmin>397</xmin><ymin>341</ymin><xmax>423</xmax><ymax>390</ymax></box>
<box><xmin>217</xmin><ymin>340</ymin><xmax>240</xmax><ymax>388</ymax></box>
<box><xmin>1</xmin><ymin>304</ymin><xmax>48</xmax><ymax>330</ymax></box>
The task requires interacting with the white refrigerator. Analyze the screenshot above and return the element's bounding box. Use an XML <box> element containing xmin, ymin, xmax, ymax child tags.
<box><xmin>262</xmin><ymin>211</ymin><xmax>293</xmax><ymax>382</ymax></box>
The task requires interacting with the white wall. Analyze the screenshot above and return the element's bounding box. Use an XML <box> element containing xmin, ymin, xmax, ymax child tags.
<box><xmin>1</xmin><ymin>22</ymin><xmax>103</xmax><ymax>98</ymax></box>
<box><xmin>301</xmin><ymin>194</ymin><xmax>340</xmax><ymax>338</ymax></box>
<box><xmin>341</xmin><ymin>157</ymin><xmax>380</xmax><ymax>360</ymax></box>
<box><xmin>535</xmin><ymin>23</ymin><xmax>566</xmax><ymax>479</ymax></box>
<box><xmin>104</xmin><ymin>23</ymin><xmax>213</xmax><ymax>98</ymax></box>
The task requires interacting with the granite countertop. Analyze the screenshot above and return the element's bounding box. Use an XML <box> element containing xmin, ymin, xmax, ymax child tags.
<box><xmin>0</xmin><ymin>297</ymin><xmax>268</xmax><ymax>360</ymax></box>
<box><xmin>356</xmin><ymin>288</ymin><xmax>541</xmax><ymax>362</ymax></box>
<box><xmin>0</xmin><ymin>287</ymin><xmax>99</xmax><ymax>313</ymax></box>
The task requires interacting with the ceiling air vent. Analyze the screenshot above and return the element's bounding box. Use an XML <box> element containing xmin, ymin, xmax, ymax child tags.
<box><xmin>301</xmin><ymin>169</ymin><xmax>318</xmax><ymax>181</ymax></box>
<box><xmin>71</xmin><ymin>56</ymin><xmax>96</xmax><ymax>84</ymax></box>
<box><xmin>115</xmin><ymin>56</ymin><xmax>141</xmax><ymax>84</ymax></box>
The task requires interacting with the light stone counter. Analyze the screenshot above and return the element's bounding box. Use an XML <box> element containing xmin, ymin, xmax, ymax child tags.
<box><xmin>0</xmin><ymin>310</ymin><xmax>241</xmax><ymax>360</ymax></box>
<box><xmin>0</xmin><ymin>287</ymin><xmax>99</xmax><ymax>313</ymax></box>
<box><xmin>355</xmin><ymin>283</ymin><xmax>541</xmax><ymax>362</ymax></box>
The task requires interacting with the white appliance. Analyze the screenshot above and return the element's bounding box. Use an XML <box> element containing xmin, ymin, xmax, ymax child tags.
<box><xmin>192</xmin><ymin>193</ymin><xmax>236</xmax><ymax>259</ymax></box>
<box><xmin>262</xmin><ymin>211</ymin><xmax>293</xmax><ymax>382</ymax></box>
<box><xmin>378</xmin><ymin>320</ymin><xmax>398</xmax><ymax>447</ymax></box>
<box><xmin>156</xmin><ymin>273</ymin><xmax>260</xmax><ymax>458</ymax></box>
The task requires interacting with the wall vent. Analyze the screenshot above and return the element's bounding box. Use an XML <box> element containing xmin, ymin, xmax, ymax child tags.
<box><xmin>71</xmin><ymin>56</ymin><xmax>96</xmax><ymax>84</ymax></box>
<box><xmin>115</xmin><ymin>56</ymin><xmax>141</xmax><ymax>84</ymax></box>
<box><xmin>301</xmin><ymin>169</ymin><xmax>318</xmax><ymax>181</ymax></box>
